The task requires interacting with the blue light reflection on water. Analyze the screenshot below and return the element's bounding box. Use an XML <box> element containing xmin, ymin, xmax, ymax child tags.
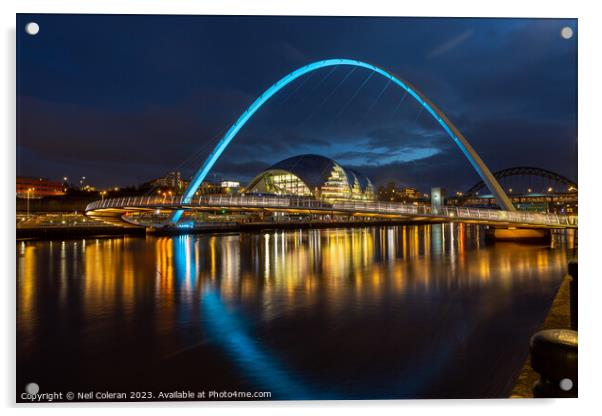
<box><xmin>200</xmin><ymin>288</ymin><xmax>314</xmax><ymax>399</ymax></box>
<box><xmin>171</xmin><ymin>233</ymin><xmax>316</xmax><ymax>399</ymax></box>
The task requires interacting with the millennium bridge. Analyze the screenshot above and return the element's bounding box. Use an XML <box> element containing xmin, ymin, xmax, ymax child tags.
<box><xmin>84</xmin><ymin>58</ymin><xmax>578</xmax><ymax>235</ymax></box>
<box><xmin>85</xmin><ymin>194</ymin><xmax>577</xmax><ymax>230</ymax></box>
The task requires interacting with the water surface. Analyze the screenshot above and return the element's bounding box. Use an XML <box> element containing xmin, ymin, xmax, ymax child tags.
<box><xmin>17</xmin><ymin>224</ymin><xmax>574</xmax><ymax>400</ymax></box>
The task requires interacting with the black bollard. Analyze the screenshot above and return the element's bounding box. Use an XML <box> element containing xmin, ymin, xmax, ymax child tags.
<box><xmin>568</xmin><ymin>260</ymin><xmax>578</xmax><ymax>330</ymax></box>
<box><xmin>530</xmin><ymin>329</ymin><xmax>578</xmax><ymax>398</ymax></box>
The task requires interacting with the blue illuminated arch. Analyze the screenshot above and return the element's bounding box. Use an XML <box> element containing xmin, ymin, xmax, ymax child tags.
<box><xmin>172</xmin><ymin>58</ymin><xmax>514</xmax><ymax>222</ymax></box>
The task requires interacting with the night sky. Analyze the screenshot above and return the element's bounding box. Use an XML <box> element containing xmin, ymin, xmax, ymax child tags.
<box><xmin>16</xmin><ymin>14</ymin><xmax>577</xmax><ymax>192</ymax></box>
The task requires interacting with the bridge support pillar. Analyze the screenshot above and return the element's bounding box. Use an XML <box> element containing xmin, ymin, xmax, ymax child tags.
<box><xmin>485</xmin><ymin>227</ymin><xmax>551</xmax><ymax>244</ymax></box>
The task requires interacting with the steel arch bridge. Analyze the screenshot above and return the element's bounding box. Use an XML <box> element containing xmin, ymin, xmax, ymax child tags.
<box><xmin>466</xmin><ymin>167</ymin><xmax>578</xmax><ymax>196</ymax></box>
<box><xmin>170</xmin><ymin>58</ymin><xmax>515</xmax><ymax>224</ymax></box>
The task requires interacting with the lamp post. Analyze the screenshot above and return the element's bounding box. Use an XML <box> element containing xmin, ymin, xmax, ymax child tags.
<box><xmin>26</xmin><ymin>187</ymin><xmax>34</xmax><ymax>218</ymax></box>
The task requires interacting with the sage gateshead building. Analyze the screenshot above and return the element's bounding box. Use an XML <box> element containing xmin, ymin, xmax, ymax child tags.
<box><xmin>245</xmin><ymin>154</ymin><xmax>375</xmax><ymax>202</ymax></box>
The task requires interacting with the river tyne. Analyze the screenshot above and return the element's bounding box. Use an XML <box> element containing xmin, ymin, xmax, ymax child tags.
<box><xmin>17</xmin><ymin>223</ymin><xmax>576</xmax><ymax>400</ymax></box>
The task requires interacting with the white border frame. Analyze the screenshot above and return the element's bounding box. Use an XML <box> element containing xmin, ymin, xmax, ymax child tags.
<box><xmin>3</xmin><ymin>1</ymin><xmax>600</xmax><ymax>414</ymax></box>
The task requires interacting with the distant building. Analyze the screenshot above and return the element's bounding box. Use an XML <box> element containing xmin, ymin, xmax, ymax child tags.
<box><xmin>377</xmin><ymin>183</ymin><xmax>422</xmax><ymax>202</ymax></box>
<box><xmin>198</xmin><ymin>181</ymin><xmax>224</xmax><ymax>195</ymax></box>
<box><xmin>148</xmin><ymin>171</ymin><xmax>189</xmax><ymax>192</ymax></box>
<box><xmin>220</xmin><ymin>180</ymin><xmax>240</xmax><ymax>194</ymax></box>
<box><xmin>81</xmin><ymin>185</ymin><xmax>96</xmax><ymax>192</ymax></box>
<box><xmin>245</xmin><ymin>154</ymin><xmax>375</xmax><ymax>202</ymax></box>
<box><xmin>220</xmin><ymin>180</ymin><xmax>240</xmax><ymax>189</ymax></box>
<box><xmin>16</xmin><ymin>177</ymin><xmax>64</xmax><ymax>198</ymax></box>
<box><xmin>185</xmin><ymin>180</ymin><xmax>240</xmax><ymax>196</ymax></box>
<box><xmin>399</xmin><ymin>187</ymin><xmax>420</xmax><ymax>200</ymax></box>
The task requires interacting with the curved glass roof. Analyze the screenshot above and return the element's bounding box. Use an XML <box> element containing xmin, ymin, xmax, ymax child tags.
<box><xmin>267</xmin><ymin>154</ymin><xmax>341</xmax><ymax>190</ymax></box>
<box><xmin>249</xmin><ymin>154</ymin><xmax>373</xmax><ymax>193</ymax></box>
<box><xmin>346</xmin><ymin>168</ymin><xmax>373</xmax><ymax>191</ymax></box>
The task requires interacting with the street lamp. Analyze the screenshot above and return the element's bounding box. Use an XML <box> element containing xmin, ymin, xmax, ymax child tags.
<box><xmin>26</xmin><ymin>187</ymin><xmax>35</xmax><ymax>218</ymax></box>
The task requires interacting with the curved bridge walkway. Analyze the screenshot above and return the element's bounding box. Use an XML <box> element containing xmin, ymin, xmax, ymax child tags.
<box><xmin>86</xmin><ymin>195</ymin><xmax>577</xmax><ymax>229</ymax></box>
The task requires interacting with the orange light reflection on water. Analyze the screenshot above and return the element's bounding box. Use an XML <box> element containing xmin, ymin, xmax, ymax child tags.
<box><xmin>17</xmin><ymin>225</ymin><xmax>575</xmax><ymax>336</ymax></box>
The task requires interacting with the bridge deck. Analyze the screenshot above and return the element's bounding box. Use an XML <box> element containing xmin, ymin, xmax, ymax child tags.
<box><xmin>85</xmin><ymin>195</ymin><xmax>578</xmax><ymax>229</ymax></box>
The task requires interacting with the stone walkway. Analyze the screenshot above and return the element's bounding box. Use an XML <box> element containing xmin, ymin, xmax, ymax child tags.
<box><xmin>510</xmin><ymin>275</ymin><xmax>572</xmax><ymax>398</ymax></box>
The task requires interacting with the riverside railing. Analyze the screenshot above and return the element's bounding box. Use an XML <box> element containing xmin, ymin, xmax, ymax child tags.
<box><xmin>85</xmin><ymin>195</ymin><xmax>578</xmax><ymax>227</ymax></box>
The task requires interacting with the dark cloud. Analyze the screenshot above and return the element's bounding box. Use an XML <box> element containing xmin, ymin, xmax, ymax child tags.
<box><xmin>347</xmin><ymin>151</ymin><xmax>475</xmax><ymax>192</ymax></box>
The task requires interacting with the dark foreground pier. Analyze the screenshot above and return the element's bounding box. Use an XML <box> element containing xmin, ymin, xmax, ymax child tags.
<box><xmin>511</xmin><ymin>261</ymin><xmax>578</xmax><ymax>398</ymax></box>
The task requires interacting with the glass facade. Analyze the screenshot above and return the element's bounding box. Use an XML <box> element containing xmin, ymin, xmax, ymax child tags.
<box><xmin>262</xmin><ymin>171</ymin><xmax>313</xmax><ymax>197</ymax></box>
<box><xmin>246</xmin><ymin>155</ymin><xmax>375</xmax><ymax>203</ymax></box>
<box><xmin>321</xmin><ymin>164</ymin><xmax>352</xmax><ymax>201</ymax></box>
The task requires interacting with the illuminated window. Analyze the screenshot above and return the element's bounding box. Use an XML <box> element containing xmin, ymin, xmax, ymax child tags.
<box><xmin>264</xmin><ymin>172</ymin><xmax>312</xmax><ymax>197</ymax></box>
<box><xmin>321</xmin><ymin>164</ymin><xmax>351</xmax><ymax>202</ymax></box>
